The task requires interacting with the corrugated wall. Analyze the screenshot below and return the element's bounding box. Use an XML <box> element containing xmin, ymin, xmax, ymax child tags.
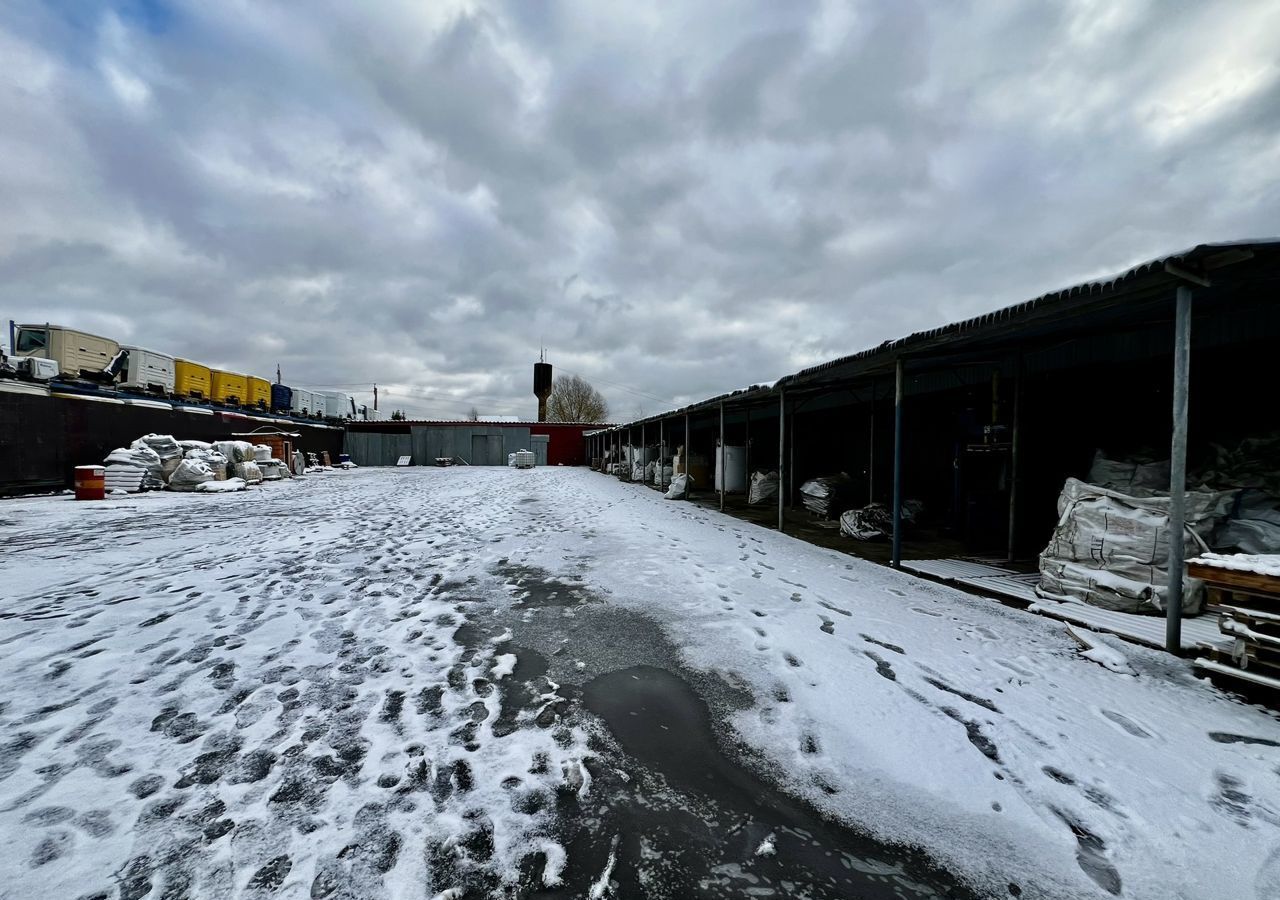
<box><xmin>408</xmin><ymin>425</ymin><xmax>532</xmax><ymax>466</ymax></box>
<box><xmin>345</xmin><ymin>431</ymin><xmax>413</xmax><ymax>467</ymax></box>
<box><xmin>0</xmin><ymin>392</ymin><xmax>345</xmax><ymax>495</ymax></box>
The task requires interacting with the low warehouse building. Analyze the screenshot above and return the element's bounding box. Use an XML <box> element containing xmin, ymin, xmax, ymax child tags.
<box><xmin>345</xmin><ymin>420</ymin><xmax>605</xmax><ymax>467</ymax></box>
<box><xmin>586</xmin><ymin>240</ymin><xmax>1280</xmax><ymax>681</ymax></box>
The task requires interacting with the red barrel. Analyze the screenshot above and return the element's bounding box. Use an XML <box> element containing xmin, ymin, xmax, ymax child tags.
<box><xmin>74</xmin><ymin>465</ymin><xmax>106</xmax><ymax>501</ymax></box>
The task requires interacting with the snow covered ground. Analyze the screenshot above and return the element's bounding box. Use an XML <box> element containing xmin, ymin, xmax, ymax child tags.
<box><xmin>1</xmin><ymin>467</ymin><xmax>1278</xmax><ymax>899</ymax></box>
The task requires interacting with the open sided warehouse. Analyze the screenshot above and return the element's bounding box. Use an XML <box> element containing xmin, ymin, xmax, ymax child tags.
<box><xmin>587</xmin><ymin>241</ymin><xmax>1280</xmax><ymax>663</ymax></box>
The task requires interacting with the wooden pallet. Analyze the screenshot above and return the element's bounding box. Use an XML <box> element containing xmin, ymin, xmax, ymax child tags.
<box><xmin>1186</xmin><ymin>561</ymin><xmax>1280</xmax><ymax>693</ymax></box>
<box><xmin>1198</xmin><ymin>639</ymin><xmax>1280</xmax><ymax>677</ymax></box>
<box><xmin>1188</xmin><ymin>562</ymin><xmax>1280</xmax><ymax>604</ymax></box>
<box><xmin>1194</xmin><ymin>656</ymin><xmax>1280</xmax><ymax>691</ymax></box>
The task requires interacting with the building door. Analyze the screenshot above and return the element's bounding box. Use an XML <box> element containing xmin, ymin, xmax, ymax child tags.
<box><xmin>487</xmin><ymin>434</ymin><xmax>503</xmax><ymax>466</ymax></box>
<box><xmin>470</xmin><ymin>434</ymin><xmax>488</xmax><ymax>465</ymax></box>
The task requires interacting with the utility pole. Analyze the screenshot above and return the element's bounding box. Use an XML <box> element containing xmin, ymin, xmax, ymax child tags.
<box><xmin>373</xmin><ymin>384</ymin><xmax>378</xmax><ymax>411</ymax></box>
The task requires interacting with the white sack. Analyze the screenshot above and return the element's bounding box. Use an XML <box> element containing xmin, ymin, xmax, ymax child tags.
<box><xmin>168</xmin><ymin>459</ymin><xmax>215</xmax><ymax>491</ymax></box>
<box><xmin>748</xmin><ymin>470</ymin><xmax>779</xmax><ymax>505</ymax></box>
<box><xmin>1037</xmin><ymin>477</ymin><xmax>1230</xmax><ymax>616</ymax></box>
<box><xmin>234</xmin><ymin>461</ymin><xmax>264</xmax><ymax>484</ymax></box>
<box><xmin>664</xmin><ymin>473</ymin><xmax>690</xmax><ymax>500</ymax></box>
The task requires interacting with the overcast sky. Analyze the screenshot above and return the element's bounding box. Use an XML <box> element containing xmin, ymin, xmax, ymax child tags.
<box><xmin>3</xmin><ymin>1</ymin><xmax>1278</xmax><ymax>420</ymax></box>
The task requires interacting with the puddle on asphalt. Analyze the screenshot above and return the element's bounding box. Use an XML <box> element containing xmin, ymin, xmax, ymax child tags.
<box><xmin>529</xmin><ymin>664</ymin><xmax>971</xmax><ymax>900</ymax></box>
<box><xmin>484</xmin><ymin>562</ymin><xmax>980</xmax><ymax>898</ymax></box>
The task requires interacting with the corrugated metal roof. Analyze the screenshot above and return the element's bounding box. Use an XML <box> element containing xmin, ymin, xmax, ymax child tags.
<box><xmin>779</xmin><ymin>239</ymin><xmax>1278</xmax><ymax>385</ymax></box>
<box><xmin>598</xmin><ymin>239</ymin><xmax>1280</xmax><ymax>432</ymax></box>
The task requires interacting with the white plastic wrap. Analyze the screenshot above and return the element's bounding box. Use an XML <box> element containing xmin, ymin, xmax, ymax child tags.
<box><xmin>104</xmin><ymin>446</ymin><xmax>165</xmax><ymax>490</ymax></box>
<box><xmin>1037</xmin><ymin>477</ymin><xmax>1230</xmax><ymax>616</ymax></box>
<box><xmin>130</xmin><ymin>434</ymin><xmax>183</xmax><ymax>463</ymax></box>
<box><xmin>748</xmin><ymin>470</ymin><xmax>778</xmax><ymax>505</ymax></box>
<box><xmin>233</xmin><ymin>461</ymin><xmax>264</xmax><ymax>484</ymax></box>
<box><xmin>664</xmin><ymin>473</ymin><xmax>690</xmax><ymax>500</ymax></box>
<box><xmin>168</xmin><ymin>459</ymin><xmax>215</xmax><ymax>491</ymax></box>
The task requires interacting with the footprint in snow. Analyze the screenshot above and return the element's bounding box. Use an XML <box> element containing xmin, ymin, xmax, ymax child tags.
<box><xmin>1098</xmin><ymin>709</ymin><xmax>1153</xmax><ymax>739</ymax></box>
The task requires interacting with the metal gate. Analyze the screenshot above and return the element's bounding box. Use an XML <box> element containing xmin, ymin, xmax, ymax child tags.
<box><xmin>530</xmin><ymin>434</ymin><xmax>549</xmax><ymax>467</ymax></box>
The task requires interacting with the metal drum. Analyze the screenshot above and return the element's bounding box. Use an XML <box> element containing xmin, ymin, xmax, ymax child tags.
<box><xmin>74</xmin><ymin>465</ymin><xmax>106</xmax><ymax>500</ymax></box>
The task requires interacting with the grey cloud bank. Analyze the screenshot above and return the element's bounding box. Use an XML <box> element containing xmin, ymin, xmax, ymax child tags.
<box><xmin>2</xmin><ymin>0</ymin><xmax>1278</xmax><ymax>418</ymax></box>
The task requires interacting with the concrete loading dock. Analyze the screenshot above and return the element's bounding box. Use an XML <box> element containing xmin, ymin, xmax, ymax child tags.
<box><xmin>587</xmin><ymin>241</ymin><xmax>1280</xmax><ymax>662</ymax></box>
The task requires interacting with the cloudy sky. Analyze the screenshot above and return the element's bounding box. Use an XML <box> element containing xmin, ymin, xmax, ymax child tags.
<box><xmin>3</xmin><ymin>1</ymin><xmax>1278</xmax><ymax>420</ymax></box>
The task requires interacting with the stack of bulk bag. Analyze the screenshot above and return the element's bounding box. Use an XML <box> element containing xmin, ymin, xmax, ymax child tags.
<box><xmin>168</xmin><ymin>459</ymin><xmax>216</xmax><ymax>491</ymax></box>
<box><xmin>1037</xmin><ymin>477</ymin><xmax>1231</xmax><ymax>616</ymax></box>
<box><xmin>104</xmin><ymin>445</ymin><xmax>165</xmax><ymax>491</ymax></box>
<box><xmin>233</xmin><ymin>461</ymin><xmax>264</xmax><ymax>484</ymax></box>
<box><xmin>131</xmin><ymin>434</ymin><xmax>184</xmax><ymax>482</ymax></box>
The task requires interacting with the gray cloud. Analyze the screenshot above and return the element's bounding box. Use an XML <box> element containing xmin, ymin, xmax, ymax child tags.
<box><xmin>2</xmin><ymin>0</ymin><xmax>1278</xmax><ymax>420</ymax></box>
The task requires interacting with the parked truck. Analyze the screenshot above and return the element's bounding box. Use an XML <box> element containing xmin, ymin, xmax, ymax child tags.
<box><xmin>12</xmin><ymin>323</ymin><xmax>122</xmax><ymax>383</ymax></box>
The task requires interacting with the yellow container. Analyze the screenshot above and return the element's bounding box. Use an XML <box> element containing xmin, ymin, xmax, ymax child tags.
<box><xmin>210</xmin><ymin>370</ymin><xmax>248</xmax><ymax>405</ymax></box>
<box><xmin>174</xmin><ymin>359</ymin><xmax>212</xmax><ymax>399</ymax></box>
<box><xmin>247</xmin><ymin>376</ymin><xmax>271</xmax><ymax>410</ymax></box>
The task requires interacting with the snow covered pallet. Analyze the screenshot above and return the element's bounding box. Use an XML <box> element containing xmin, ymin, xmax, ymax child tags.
<box><xmin>1189</xmin><ymin>556</ymin><xmax>1280</xmax><ymax>693</ymax></box>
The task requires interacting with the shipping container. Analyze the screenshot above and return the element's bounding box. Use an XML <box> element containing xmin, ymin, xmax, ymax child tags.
<box><xmin>315</xmin><ymin>390</ymin><xmax>353</xmax><ymax>420</ymax></box>
<box><xmin>119</xmin><ymin>346</ymin><xmax>176</xmax><ymax>395</ymax></box>
<box><xmin>271</xmin><ymin>383</ymin><xmax>293</xmax><ymax>412</ymax></box>
<box><xmin>210</xmin><ymin>370</ymin><xmax>248</xmax><ymax>406</ymax></box>
<box><xmin>174</xmin><ymin>359</ymin><xmax>212</xmax><ymax>399</ymax></box>
<box><xmin>290</xmin><ymin>388</ymin><xmax>314</xmax><ymax>417</ymax></box>
<box><xmin>247</xmin><ymin>376</ymin><xmax>271</xmax><ymax>410</ymax></box>
<box><xmin>14</xmin><ymin>324</ymin><xmax>119</xmax><ymax>381</ymax></box>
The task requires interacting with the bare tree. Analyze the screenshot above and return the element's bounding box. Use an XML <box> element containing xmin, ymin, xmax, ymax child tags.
<box><xmin>546</xmin><ymin>374</ymin><xmax>609</xmax><ymax>422</ymax></box>
<box><xmin>467</xmin><ymin>406</ymin><xmax>479</xmax><ymax>421</ymax></box>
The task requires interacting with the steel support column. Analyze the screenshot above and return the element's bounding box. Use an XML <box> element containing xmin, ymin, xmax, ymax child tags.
<box><xmin>1006</xmin><ymin>358</ymin><xmax>1022</xmax><ymax>564</ymax></box>
<box><xmin>868</xmin><ymin>402</ymin><xmax>875</xmax><ymax>505</ymax></box>
<box><xmin>777</xmin><ymin>390</ymin><xmax>786</xmax><ymax>532</ymax></box>
<box><xmin>1166</xmin><ymin>285</ymin><xmax>1193</xmax><ymax>653</ymax></box>
<box><xmin>744</xmin><ymin>407</ymin><xmax>751</xmax><ymax>486</ymax></box>
<box><xmin>659</xmin><ymin>419</ymin><xmax>666</xmax><ymax>490</ymax></box>
<box><xmin>891</xmin><ymin>359</ymin><xmax>905</xmax><ymax>568</ymax></box>
<box><xmin>684</xmin><ymin>412</ymin><xmax>691</xmax><ymax>492</ymax></box>
<box><xmin>718</xmin><ymin>401</ymin><xmax>726</xmax><ymax>512</ymax></box>
<box><xmin>641</xmin><ymin>422</ymin><xmax>646</xmax><ymax>485</ymax></box>
<box><xmin>788</xmin><ymin>401</ymin><xmax>795</xmax><ymax>507</ymax></box>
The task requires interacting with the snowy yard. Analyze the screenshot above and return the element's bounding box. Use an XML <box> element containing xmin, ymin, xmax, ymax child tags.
<box><xmin>0</xmin><ymin>467</ymin><xmax>1277</xmax><ymax>900</ymax></box>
